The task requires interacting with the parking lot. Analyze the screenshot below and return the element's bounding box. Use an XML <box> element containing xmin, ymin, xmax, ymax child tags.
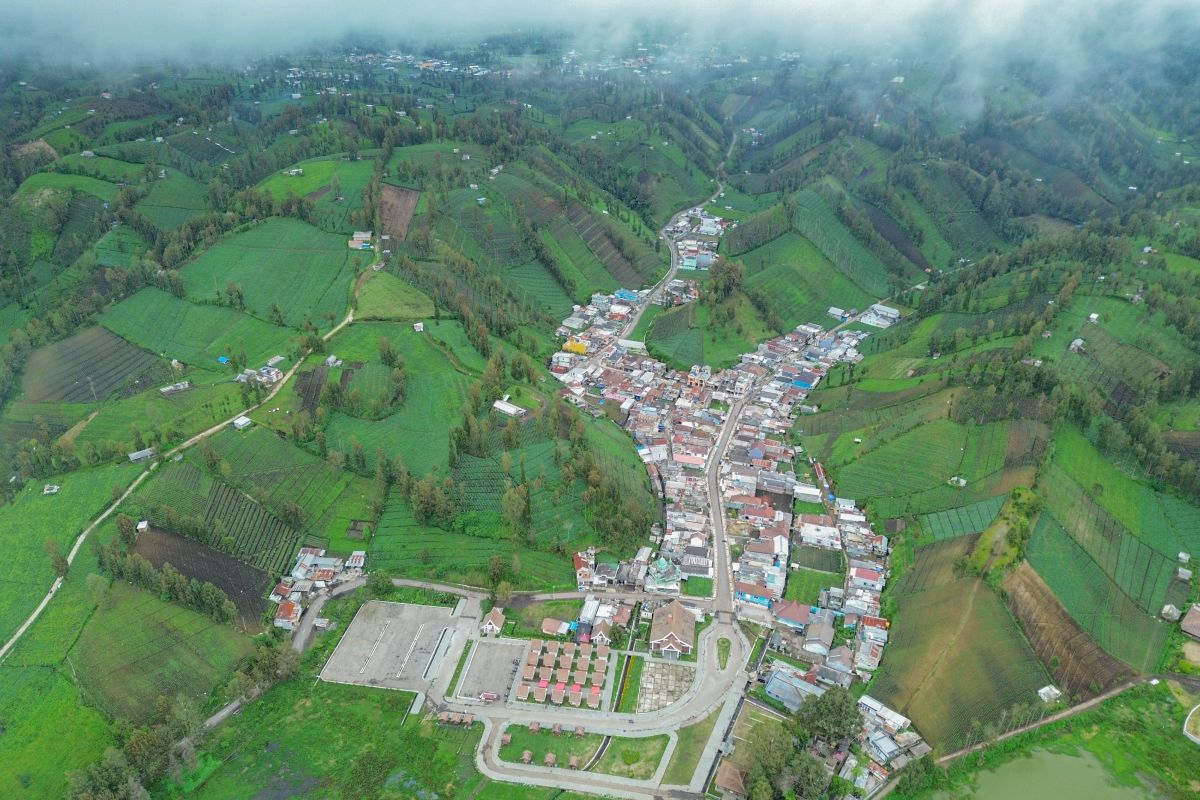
<box><xmin>321</xmin><ymin>601</ymin><xmax>457</xmax><ymax>691</ymax></box>
<box><xmin>456</xmin><ymin>639</ymin><xmax>524</xmax><ymax>700</ymax></box>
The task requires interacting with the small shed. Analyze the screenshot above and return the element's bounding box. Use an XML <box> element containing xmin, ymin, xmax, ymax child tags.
<box><xmin>528</xmin><ymin>721</ymin><xmax>540</xmax><ymax>734</ymax></box>
<box><xmin>128</xmin><ymin>448</ymin><xmax>156</xmax><ymax>463</ymax></box>
<box><xmin>233</xmin><ymin>416</ymin><xmax>253</xmax><ymax>431</ymax></box>
<box><xmin>501</xmin><ymin>733</ymin><xmax>512</xmax><ymax>745</ymax></box>
<box><xmin>521</xmin><ymin>750</ymin><xmax>533</xmax><ymax>764</ymax></box>
<box><xmin>543</xmin><ymin>752</ymin><xmax>557</xmax><ymax>767</ymax></box>
<box><xmin>568</xmin><ymin>755</ymin><xmax>580</xmax><ymax>769</ymax></box>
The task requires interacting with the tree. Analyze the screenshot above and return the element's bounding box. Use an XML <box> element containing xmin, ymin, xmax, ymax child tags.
<box><xmin>366</xmin><ymin>570</ymin><xmax>393</xmax><ymax>598</ymax></box>
<box><xmin>117</xmin><ymin>513</ymin><xmax>138</xmax><ymax>546</ymax></box>
<box><xmin>496</xmin><ymin>580</ymin><xmax>514</xmax><ymax>607</ymax></box>
<box><xmin>794</xmin><ymin>686</ymin><xmax>861</xmax><ymax>743</ymax></box>
<box><xmin>45</xmin><ymin>538</ymin><xmax>68</xmax><ymax>578</ymax></box>
<box><xmin>786</xmin><ymin>751</ymin><xmax>827</xmax><ymax>799</ymax></box>
<box><xmin>488</xmin><ymin>554</ymin><xmax>504</xmax><ymax>587</ymax></box>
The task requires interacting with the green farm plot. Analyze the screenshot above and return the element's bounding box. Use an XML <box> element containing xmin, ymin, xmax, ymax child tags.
<box><xmin>204</xmin><ymin>426</ymin><xmax>367</xmax><ymax>537</ymax></box>
<box><xmin>540</xmin><ymin>220</ymin><xmax>618</xmax><ymax>300</ymax></box>
<box><xmin>1050</xmin><ymin>426</ymin><xmax>1200</xmax><ymax>558</ymax></box>
<box><xmin>94</xmin><ymin>226</ymin><xmax>150</xmax><ymax>267</ymax></box>
<box><xmin>182</xmin><ymin>218</ymin><xmax>355</xmax><ymax>329</ymax></box>
<box><xmin>51</xmin><ymin>192</ymin><xmax>106</xmax><ymax>264</ymax></box>
<box><xmin>508</xmin><ymin>260</ymin><xmax>574</xmax><ymax>318</ymax></box>
<box><xmin>1027</xmin><ymin>514</ymin><xmax>1169</xmax><ymax>672</ymax></box>
<box><xmin>0</xmin><ymin>665</ymin><xmax>114</xmax><ymax>800</ymax></box>
<box><xmin>67</xmin><ymin>380</ymin><xmax>244</xmax><ymax>454</ymax></box>
<box><xmin>355</xmin><ymin>271</ymin><xmax>434</xmax><ymax>319</ymax></box>
<box><xmin>129</xmin><ymin>459</ymin><xmax>300</xmax><ymax>575</ymax></box>
<box><xmin>22</xmin><ymin>325</ymin><xmax>161</xmax><ymax>403</ymax></box>
<box><xmin>100</xmin><ymin>287</ymin><xmax>295</xmax><ymax>370</ymax></box>
<box><xmin>832</xmin><ymin>419</ymin><xmax>966</xmax><ymax>498</ymax></box>
<box><xmin>916</xmin><ymin>494</ymin><xmax>1008</xmax><ymax>543</ymax></box>
<box><xmin>135</xmin><ymin>170</ymin><xmax>210</xmax><ymax>230</ymax></box>
<box><xmin>627</xmin><ymin>304</ymin><xmax>662</xmax><ymax>342</ymax></box>
<box><xmin>369</xmin><ymin>494</ymin><xmax>575</xmax><ymax>590</ymax></box>
<box><xmin>321</xmin><ymin>324</ymin><xmax>471</xmax><ymax>476</ymax></box>
<box><xmin>914</xmin><ymin>164</ymin><xmax>1003</xmax><ymax>258</ymax></box>
<box><xmin>53</xmin><ymin>154</ymin><xmax>145</xmax><ymax>182</ymax></box>
<box><xmin>742</xmin><ymin>232</ymin><xmax>873</xmax><ymax>328</ymax></box>
<box><xmin>0</xmin><ymin>463</ymin><xmax>141</xmax><ymax>645</ymax></box>
<box><xmin>793</xmin><ymin>189</ymin><xmax>890</xmax><ymax>296</ymax></box>
<box><xmin>14</xmin><ymin>171</ymin><xmax>120</xmax><ymax>203</ymax></box>
<box><xmin>498</xmin><ymin>724</ymin><xmax>604</xmax><ymax>765</ymax></box>
<box><xmin>68</xmin><ymin>582</ymin><xmax>253</xmax><ymax>722</ymax></box>
<box><xmin>593</xmin><ymin>734</ymin><xmax>670</xmax><ymax>780</ymax></box>
<box><xmin>871</xmin><ymin>538</ymin><xmax>1050</xmax><ymax>749</ymax></box>
<box><xmin>648</xmin><ymin>303</ymin><xmax>703</xmax><ymax>368</ymax></box>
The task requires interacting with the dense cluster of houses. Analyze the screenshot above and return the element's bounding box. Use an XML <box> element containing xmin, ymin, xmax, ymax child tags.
<box><xmin>268</xmin><ymin>547</ymin><xmax>366</xmax><ymax>631</ymax></box>
<box><xmin>666</xmin><ymin>206</ymin><xmax>732</xmax><ymax>271</ymax></box>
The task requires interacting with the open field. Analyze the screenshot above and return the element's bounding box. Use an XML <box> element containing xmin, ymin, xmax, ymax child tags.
<box><xmin>499</xmin><ymin>724</ymin><xmax>604</xmax><ymax>766</ymax></box>
<box><xmin>1</xmin><ymin>545</ymin><xmax>103</xmax><ymax>667</ymax></box>
<box><xmin>69</xmin><ymin>582</ymin><xmax>253</xmax><ymax>722</ymax></box>
<box><xmin>100</xmin><ymin>287</ymin><xmax>295</xmax><ymax>371</ymax></box>
<box><xmin>783</xmin><ymin>567</ymin><xmax>837</xmax><ymax>605</ymax></box>
<box><xmin>355</xmin><ymin>271</ymin><xmax>434</xmax><ymax>319</ymax></box>
<box><xmin>0</xmin><ymin>665</ymin><xmax>114</xmax><ymax>800</ymax></box>
<box><xmin>182</xmin><ymin>218</ymin><xmax>355</xmax><ymax>329</ymax></box>
<box><xmin>916</xmin><ymin>494</ymin><xmax>1008</xmax><ymax>543</ymax></box>
<box><xmin>870</xmin><ymin>537</ymin><xmax>1050</xmax><ymax>749</ymax></box>
<box><xmin>793</xmin><ymin>189</ymin><xmax>890</xmax><ymax>296</ymax></box>
<box><xmin>742</xmin><ymin>232</ymin><xmax>873</xmax><ymax>329</ymax></box>
<box><xmin>22</xmin><ymin>326</ymin><xmax>161</xmax><ymax>403</ymax></box>
<box><xmin>14</xmin><ymin>171</ymin><xmax>120</xmax><ymax>203</ymax></box>
<box><xmin>0</xmin><ymin>462</ymin><xmax>141</xmax><ymax>645</ymax></box>
<box><xmin>132</xmin><ymin>528</ymin><xmax>270</xmax><ymax>627</ymax></box>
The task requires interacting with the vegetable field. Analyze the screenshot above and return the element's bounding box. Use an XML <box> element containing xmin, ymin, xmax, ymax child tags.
<box><xmin>793</xmin><ymin>190</ymin><xmax>889</xmax><ymax>296</ymax></box>
<box><xmin>22</xmin><ymin>326</ymin><xmax>160</xmax><ymax>403</ymax></box>
<box><xmin>130</xmin><ymin>459</ymin><xmax>300</xmax><ymax>575</ymax></box>
<box><xmin>136</xmin><ymin>171</ymin><xmax>210</xmax><ymax>230</ymax></box>
<box><xmin>647</xmin><ymin>303</ymin><xmax>704</xmax><ymax>368</ymax></box>
<box><xmin>742</xmin><ymin>232</ymin><xmax>872</xmax><ymax>328</ymax></box>
<box><xmin>1026</xmin><ymin>513</ymin><xmax>1170</xmax><ymax>672</ymax></box>
<box><xmin>791</xmin><ymin>545</ymin><xmax>844</xmax><ymax>573</ymax></box>
<box><xmin>68</xmin><ymin>582</ymin><xmax>253</xmax><ymax>723</ymax></box>
<box><xmin>871</xmin><ymin>537</ymin><xmax>1050</xmax><ymax>749</ymax></box>
<box><xmin>916</xmin><ymin>494</ymin><xmax>1008</xmax><ymax>543</ymax></box>
<box><xmin>182</xmin><ymin>218</ymin><xmax>355</xmax><ymax>329</ymax></box>
<box><xmin>100</xmin><ymin>287</ymin><xmax>295</xmax><ymax>370</ymax></box>
<box><xmin>356</xmin><ymin>271</ymin><xmax>434</xmax><ymax>320</ymax></box>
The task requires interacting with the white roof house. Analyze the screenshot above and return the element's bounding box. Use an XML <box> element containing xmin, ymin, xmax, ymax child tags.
<box><xmin>233</xmin><ymin>416</ymin><xmax>253</xmax><ymax>431</ymax></box>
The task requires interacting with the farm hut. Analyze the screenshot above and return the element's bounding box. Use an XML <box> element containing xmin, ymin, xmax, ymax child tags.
<box><xmin>128</xmin><ymin>448</ymin><xmax>156</xmax><ymax>463</ymax></box>
<box><xmin>586</xmin><ymin>688</ymin><xmax>601</xmax><ymax>709</ymax></box>
<box><xmin>569</xmin><ymin>755</ymin><xmax>580</xmax><ymax>769</ymax></box>
<box><xmin>1181</xmin><ymin>605</ymin><xmax>1200</xmax><ymax>640</ymax></box>
<box><xmin>438</xmin><ymin>712</ymin><xmax>449</xmax><ymax>724</ymax></box>
<box><xmin>413</xmin><ymin>322</ymin><xmax>424</xmax><ymax>333</ymax></box>
<box><xmin>464</xmin><ymin>715</ymin><xmax>474</xmax><ymax>726</ymax></box>
<box><xmin>1179</xmin><ymin>568</ymin><xmax>1194</xmax><ymax>582</ymax></box>
<box><xmin>551</xmin><ymin>685</ymin><xmax>565</xmax><ymax>704</ymax></box>
<box><xmin>501</xmin><ymin>733</ymin><xmax>512</xmax><ymax>745</ymax></box>
<box><xmin>136</xmin><ymin>520</ymin><xmax>149</xmax><ymax>532</ymax></box>
<box><xmin>42</xmin><ymin>484</ymin><xmax>60</xmax><ymax>495</ymax></box>
<box><xmin>568</xmin><ymin>688</ymin><xmax>582</xmax><ymax>706</ymax></box>
<box><xmin>516</xmin><ymin>684</ymin><xmax>530</xmax><ymax>701</ymax></box>
<box><xmin>544</xmin><ymin>753</ymin><xmax>557</xmax><ymax>767</ymax></box>
<box><xmin>552</xmin><ymin>723</ymin><xmax>562</xmax><ymax>735</ymax></box>
<box><xmin>233</xmin><ymin>416</ymin><xmax>252</xmax><ymax>431</ymax></box>
<box><xmin>575</xmin><ymin>725</ymin><xmax>586</xmax><ymax>737</ymax></box>
<box><xmin>451</xmin><ymin>713</ymin><xmax>462</xmax><ymax>725</ymax></box>
<box><xmin>529</xmin><ymin>722</ymin><xmax>541</xmax><ymax>734</ymax></box>
<box><xmin>521</xmin><ymin>750</ymin><xmax>532</xmax><ymax>764</ymax></box>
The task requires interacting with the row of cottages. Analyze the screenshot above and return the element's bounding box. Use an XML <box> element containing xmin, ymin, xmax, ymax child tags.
<box><xmin>648</xmin><ymin>599</ymin><xmax>697</xmax><ymax>659</ymax></box>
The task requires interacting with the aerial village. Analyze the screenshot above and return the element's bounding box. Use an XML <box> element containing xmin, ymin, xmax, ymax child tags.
<box><xmin>540</xmin><ymin>206</ymin><xmax>927</xmax><ymax>794</ymax></box>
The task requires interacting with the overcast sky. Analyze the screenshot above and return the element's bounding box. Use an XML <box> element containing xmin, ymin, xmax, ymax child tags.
<box><xmin>0</xmin><ymin>0</ymin><xmax>1193</xmax><ymax>75</ymax></box>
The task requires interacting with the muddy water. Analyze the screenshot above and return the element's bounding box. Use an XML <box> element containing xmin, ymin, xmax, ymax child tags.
<box><xmin>937</xmin><ymin>749</ymin><xmax>1156</xmax><ymax>800</ymax></box>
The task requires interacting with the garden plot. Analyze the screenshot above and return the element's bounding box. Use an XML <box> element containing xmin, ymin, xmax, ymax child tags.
<box><xmin>321</xmin><ymin>600</ymin><xmax>458</xmax><ymax>692</ymax></box>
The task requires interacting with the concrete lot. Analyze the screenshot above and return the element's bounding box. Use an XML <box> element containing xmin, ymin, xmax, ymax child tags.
<box><xmin>457</xmin><ymin>639</ymin><xmax>525</xmax><ymax>700</ymax></box>
<box><xmin>321</xmin><ymin>601</ymin><xmax>456</xmax><ymax>691</ymax></box>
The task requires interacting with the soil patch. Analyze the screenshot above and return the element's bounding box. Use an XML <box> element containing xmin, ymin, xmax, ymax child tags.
<box><xmin>132</xmin><ymin>527</ymin><xmax>270</xmax><ymax>631</ymax></box>
<box><xmin>294</xmin><ymin>366</ymin><xmax>328</xmax><ymax>415</ymax></box>
<box><xmin>381</xmin><ymin>185</ymin><xmax>420</xmax><ymax>239</ymax></box>
<box><xmin>306</xmin><ymin>185</ymin><xmax>330</xmax><ymax>202</ymax></box>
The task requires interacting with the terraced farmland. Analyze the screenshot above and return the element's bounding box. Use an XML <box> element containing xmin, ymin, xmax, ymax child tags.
<box><xmin>135</xmin><ymin>171</ymin><xmax>210</xmax><ymax>230</ymax></box>
<box><xmin>181</xmin><ymin>217</ymin><xmax>355</xmax><ymax>329</ymax></box>
<box><xmin>793</xmin><ymin>190</ymin><xmax>890</xmax><ymax>296</ymax></box>
<box><xmin>22</xmin><ymin>326</ymin><xmax>160</xmax><ymax>403</ymax></box>
<box><xmin>916</xmin><ymin>494</ymin><xmax>1008</xmax><ymax>543</ymax></box>
<box><xmin>100</xmin><ymin>286</ymin><xmax>295</xmax><ymax>370</ymax></box>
